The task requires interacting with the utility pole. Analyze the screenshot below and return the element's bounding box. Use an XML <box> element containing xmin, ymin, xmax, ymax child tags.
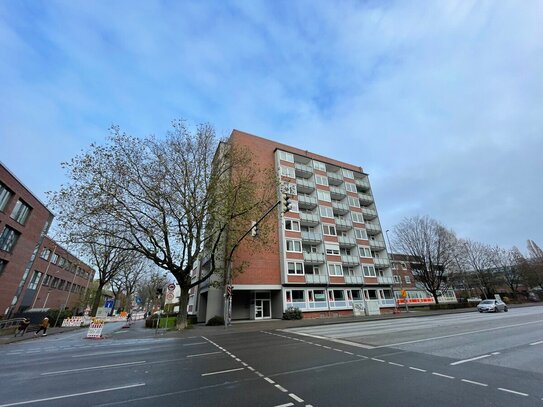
<box><xmin>31</xmin><ymin>245</ymin><xmax>57</xmax><ymax>309</ymax></box>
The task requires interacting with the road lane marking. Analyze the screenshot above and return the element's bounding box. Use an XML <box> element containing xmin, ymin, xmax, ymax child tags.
<box><xmin>371</xmin><ymin>358</ymin><xmax>385</xmax><ymax>362</ymax></box>
<box><xmin>389</xmin><ymin>362</ymin><xmax>404</xmax><ymax>367</ymax></box>
<box><xmin>275</xmin><ymin>384</ymin><xmax>288</xmax><ymax>392</ymax></box>
<box><xmin>450</xmin><ymin>354</ymin><xmax>492</xmax><ymax>365</ymax></box>
<box><xmin>432</xmin><ymin>372</ymin><xmax>455</xmax><ymax>379</ymax></box>
<box><xmin>42</xmin><ymin>361</ymin><xmax>146</xmax><ymax>375</ymax></box>
<box><xmin>1</xmin><ymin>383</ymin><xmax>146</xmax><ymax>406</ymax></box>
<box><xmin>529</xmin><ymin>340</ymin><xmax>543</xmax><ymax>346</ymax></box>
<box><xmin>498</xmin><ymin>388</ymin><xmax>528</xmax><ymax>396</ymax></box>
<box><xmin>183</xmin><ymin>342</ymin><xmax>207</xmax><ymax>346</ymax></box>
<box><xmin>274</xmin><ymin>404</ymin><xmax>293</xmax><ymax>407</ymax></box>
<box><xmin>289</xmin><ymin>393</ymin><xmax>304</xmax><ymax>402</ymax></box>
<box><xmin>71</xmin><ymin>348</ymin><xmax>150</xmax><ymax>357</ymax></box>
<box><xmin>344</xmin><ymin>351</ymin><xmax>354</xmax><ymax>355</ymax></box>
<box><xmin>377</xmin><ymin>319</ymin><xmax>543</xmax><ymax>348</ymax></box>
<box><xmin>279</xmin><ymin>330</ymin><xmax>375</xmax><ymax>349</ymax></box>
<box><xmin>264</xmin><ymin>377</ymin><xmax>275</xmax><ymax>384</ymax></box>
<box><xmin>490</xmin><ymin>352</ymin><xmax>500</xmax><ymax>355</ymax></box>
<box><xmin>461</xmin><ymin>379</ymin><xmax>487</xmax><ymax>387</ymax></box>
<box><xmin>409</xmin><ymin>367</ymin><xmax>427</xmax><ymax>372</ymax></box>
<box><xmin>186</xmin><ymin>351</ymin><xmax>221</xmax><ymax>358</ymax></box>
<box><xmin>201</xmin><ymin>367</ymin><xmax>244</xmax><ymax>376</ymax></box>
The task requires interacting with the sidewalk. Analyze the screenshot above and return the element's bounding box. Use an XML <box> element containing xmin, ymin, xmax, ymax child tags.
<box><xmin>0</xmin><ymin>326</ymin><xmax>83</xmax><ymax>345</ymax></box>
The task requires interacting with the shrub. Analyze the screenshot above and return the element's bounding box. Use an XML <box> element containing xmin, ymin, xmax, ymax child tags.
<box><xmin>206</xmin><ymin>316</ymin><xmax>224</xmax><ymax>326</ymax></box>
<box><xmin>283</xmin><ymin>307</ymin><xmax>303</xmax><ymax>320</ymax></box>
<box><xmin>187</xmin><ymin>315</ymin><xmax>198</xmax><ymax>325</ymax></box>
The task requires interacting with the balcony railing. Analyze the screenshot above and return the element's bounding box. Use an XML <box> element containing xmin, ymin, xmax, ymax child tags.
<box><xmin>378</xmin><ymin>298</ymin><xmax>396</xmax><ymax>307</ymax></box>
<box><xmin>329</xmin><ymin>186</ymin><xmax>346</xmax><ymax>199</ymax></box>
<box><xmin>332</xmin><ymin>201</ymin><xmax>349</xmax><ymax>214</ymax></box>
<box><xmin>344</xmin><ymin>275</ymin><xmax>364</xmax><ymax>284</ymax></box>
<box><xmin>369</xmin><ymin>239</ymin><xmax>386</xmax><ymax>250</ymax></box>
<box><xmin>361</xmin><ymin>207</ymin><xmax>378</xmax><ymax>220</ymax></box>
<box><xmin>364</xmin><ymin>223</ymin><xmax>381</xmax><ymax>235</ymax></box>
<box><xmin>298</xmin><ymin>195</ymin><xmax>318</xmax><ymax>209</ymax></box>
<box><xmin>338</xmin><ymin>236</ymin><xmax>357</xmax><ymax>247</ymax></box>
<box><xmin>296</xmin><ymin>178</ymin><xmax>315</xmax><ymax>193</ymax></box>
<box><xmin>305</xmin><ymin>274</ymin><xmax>328</xmax><ymax>284</ymax></box>
<box><xmin>377</xmin><ymin>276</ymin><xmax>394</xmax><ymax>285</ymax></box>
<box><xmin>294</xmin><ymin>162</ymin><xmax>313</xmax><ymax>178</ymax></box>
<box><xmin>355</xmin><ymin>177</ymin><xmax>370</xmax><ymax>191</ymax></box>
<box><xmin>373</xmin><ymin>257</ymin><xmax>390</xmax><ymax>268</ymax></box>
<box><xmin>303</xmin><ymin>252</ymin><xmax>325</xmax><ymax>264</ymax></box>
<box><xmin>358</xmin><ymin>193</ymin><xmax>373</xmax><ymax>205</ymax></box>
<box><xmin>299</xmin><ymin>211</ymin><xmax>319</xmax><ymax>225</ymax></box>
<box><xmin>335</xmin><ymin>218</ymin><xmax>353</xmax><ymax>230</ymax></box>
<box><xmin>301</xmin><ymin>231</ymin><xmax>323</xmax><ymax>244</ymax></box>
<box><xmin>327</xmin><ymin>172</ymin><xmax>343</xmax><ymax>185</ymax></box>
<box><xmin>341</xmin><ymin>255</ymin><xmax>359</xmax><ymax>266</ymax></box>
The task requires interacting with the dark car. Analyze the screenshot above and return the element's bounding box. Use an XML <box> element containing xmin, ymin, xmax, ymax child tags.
<box><xmin>477</xmin><ymin>299</ymin><xmax>508</xmax><ymax>313</ymax></box>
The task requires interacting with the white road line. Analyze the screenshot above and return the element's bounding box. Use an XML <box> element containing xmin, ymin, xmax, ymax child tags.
<box><xmin>529</xmin><ymin>340</ymin><xmax>543</xmax><ymax>346</ymax></box>
<box><xmin>274</xmin><ymin>403</ymin><xmax>294</xmax><ymax>407</ymax></box>
<box><xmin>432</xmin><ymin>372</ymin><xmax>455</xmax><ymax>379</ymax></box>
<box><xmin>490</xmin><ymin>352</ymin><xmax>500</xmax><ymax>355</ymax></box>
<box><xmin>247</xmin><ymin>367</ymin><xmax>255</xmax><ymax>371</ymax></box>
<box><xmin>498</xmin><ymin>388</ymin><xmax>528</xmax><ymax>396</ymax></box>
<box><xmin>461</xmin><ymin>379</ymin><xmax>488</xmax><ymax>387</ymax></box>
<box><xmin>186</xmin><ymin>351</ymin><xmax>221</xmax><ymax>358</ymax></box>
<box><xmin>409</xmin><ymin>367</ymin><xmax>427</xmax><ymax>372</ymax></box>
<box><xmin>1</xmin><ymin>383</ymin><xmax>146</xmax><ymax>406</ymax></box>
<box><xmin>201</xmin><ymin>367</ymin><xmax>244</xmax><ymax>376</ymax></box>
<box><xmin>275</xmin><ymin>384</ymin><xmax>288</xmax><ymax>392</ymax></box>
<box><xmin>42</xmin><ymin>361</ymin><xmax>146</xmax><ymax>375</ymax></box>
<box><xmin>281</xmin><ymin>330</ymin><xmax>375</xmax><ymax>349</ymax></box>
<box><xmin>372</xmin><ymin>358</ymin><xmax>385</xmax><ymax>363</ymax></box>
<box><xmin>71</xmin><ymin>348</ymin><xmax>150</xmax><ymax>358</ymax></box>
<box><xmin>264</xmin><ymin>377</ymin><xmax>275</xmax><ymax>384</ymax></box>
<box><xmin>357</xmin><ymin>355</ymin><xmax>368</xmax><ymax>359</ymax></box>
<box><xmin>389</xmin><ymin>362</ymin><xmax>404</xmax><ymax>367</ymax></box>
<box><xmin>344</xmin><ymin>351</ymin><xmax>354</xmax><ymax>355</ymax></box>
<box><xmin>183</xmin><ymin>342</ymin><xmax>207</xmax><ymax>346</ymax></box>
<box><xmin>377</xmin><ymin>319</ymin><xmax>543</xmax><ymax>348</ymax></box>
<box><xmin>289</xmin><ymin>393</ymin><xmax>304</xmax><ymax>402</ymax></box>
<box><xmin>450</xmin><ymin>354</ymin><xmax>492</xmax><ymax>366</ymax></box>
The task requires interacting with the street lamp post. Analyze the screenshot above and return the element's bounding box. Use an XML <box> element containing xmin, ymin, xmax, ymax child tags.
<box><xmin>53</xmin><ymin>262</ymin><xmax>80</xmax><ymax>327</ymax></box>
<box><xmin>31</xmin><ymin>245</ymin><xmax>58</xmax><ymax>309</ymax></box>
<box><xmin>385</xmin><ymin>229</ymin><xmax>408</xmax><ymax>312</ymax></box>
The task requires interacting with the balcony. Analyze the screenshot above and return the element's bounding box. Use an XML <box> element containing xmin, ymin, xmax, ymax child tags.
<box><xmin>303</xmin><ymin>252</ymin><xmax>325</xmax><ymax>264</ymax></box>
<box><xmin>301</xmin><ymin>231</ymin><xmax>323</xmax><ymax>244</ymax></box>
<box><xmin>332</xmin><ymin>201</ymin><xmax>349</xmax><ymax>215</ymax></box>
<box><xmin>329</xmin><ymin>186</ymin><xmax>346</xmax><ymax>200</ymax></box>
<box><xmin>355</xmin><ymin>177</ymin><xmax>370</xmax><ymax>191</ymax></box>
<box><xmin>378</xmin><ymin>298</ymin><xmax>396</xmax><ymax>307</ymax></box>
<box><xmin>305</xmin><ymin>274</ymin><xmax>328</xmax><ymax>284</ymax></box>
<box><xmin>341</xmin><ymin>255</ymin><xmax>359</xmax><ymax>266</ymax></box>
<box><xmin>361</xmin><ymin>207</ymin><xmax>378</xmax><ymax>220</ymax></box>
<box><xmin>327</xmin><ymin>172</ymin><xmax>343</xmax><ymax>186</ymax></box>
<box><xmin>377</xmin><ymin>276</ymin><xmax>395</xmax><ymax>285</ymax></box>
<box><xmin>335</xmin><ymin>217</ymin><xmax>353</xmax><ymax>231</ymax></box>
<box><xmin>296</xmin><ymin>178</ymin><xmax>315</xmax><ymax>194</ymax></box>
<box><xmin>294</xmin><ymin>162</ymin><xmax>313</xmax><ymax>178</ymax></box>
<box><xmin>358</xmin><ymin>192</ymin><xmax>373</xmax><ymax>206</ymax></box>
<box><xmin>299</xmin><ymin>211</ymin><xmax>319</xmax><ymax>226</ymax></box>
<box><xmin>365</xmin><ymin>222</ymin><xmax>381</xmax><ymax>235</ymax></box>
<box><xmin>369</xmin><ymin>239</ymin><xmax>386</xmax><ymax>250</ymax></box>
<box><xmin>373</xmin><ymin>257</ymin><xmax>390</xmax><ymax>268</ymax></box>
<box><xmin>298</xmin><ymin>195</ymin><xmax>318</xmax><ymax>209</ymax></box>
<box><xmin>338</xmin><ymin>235</ymin><xmax>357</xmax><ymax>247</ymax></box>
<box><xmin>344</xmin><ymin>275</ymin><xmax>364</xmax><ymax>285</ymax></box>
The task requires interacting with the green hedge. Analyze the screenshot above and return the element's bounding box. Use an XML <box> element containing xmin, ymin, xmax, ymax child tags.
<box><xmin>283</xmin><ymin>307</ymin><xmax>303</xmax><ymax>320</ymax></box>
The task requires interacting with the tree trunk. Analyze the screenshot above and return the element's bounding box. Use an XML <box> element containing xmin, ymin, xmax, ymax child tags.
<box><xmin>92</xmin><ymin>284</ymin><xmax>105</xmax><ymax>316</ymax></box>
<box><xmin>176</xmin><ymin>285</ymin><xmax>191</xmax><ymax>330</ymax></box>
<box><xmin>432</xmin><ymin>291</ymin><xmax>440</xmax><ymax>305</ymax></box>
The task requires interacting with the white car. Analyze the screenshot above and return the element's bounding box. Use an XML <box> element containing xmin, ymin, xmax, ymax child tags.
<box><xmin>477</xmin><ymin>299</ymin><xmax>508</xmax><ymax>313</ymax></box>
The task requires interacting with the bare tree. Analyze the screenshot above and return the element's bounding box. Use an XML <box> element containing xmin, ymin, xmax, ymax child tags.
<box><xmin>457</xmin><ymin>239</ymin><xmax>499</xmax><ymax>299</ymax></box>
<box><xmin>136</xmin><ymin>270</ymin><xmax>170</xmax><ymax>314</ymax></box>
<box><xmin>48</xmin><ymin>121</ymin><xmax>275</xmax><ymax>328</ymax></box>
<box><xmin>392</xmin><ymin>216</ymin><xmax>457</xmax><ymax>304</ymax></box>
<box><xmin>519</xmin><ymin>240</ymin><xmax>543</xmax><ymax>291</ymax></box>
<box><xmin>489</xmin><ymin>247</ymin><xmax>523</xmax><ymax>299</ymax></box>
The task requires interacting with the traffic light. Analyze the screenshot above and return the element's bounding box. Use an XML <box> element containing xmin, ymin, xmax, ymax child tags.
<box><xmin>250</xmin><ymin>220</ymin><xmax>259</xmax><ymax>237</ymax></box>
<box><xmin>281</xmin><ymin>193</ymin><xmax>292</xmax><ymax>213</ymax></box>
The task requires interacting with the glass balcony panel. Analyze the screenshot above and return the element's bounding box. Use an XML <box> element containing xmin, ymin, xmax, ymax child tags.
<box><xmin>377</xmin><ymin>276</ymin><xmax>395</xmax><ymax>284</ymax></box>
<box><xmin>299</xmin><ymin>211</ymin><xmax>320</xmax><ymax>225</ymax></box>
<box><xmin>369</xmin><ymin>239</ymin><xmax>386</xmax><ymax>250</ymax></box>
<box><xmin>355</xmin><ymin>177</ymin><xmax>370</xmax><ymax>191</ymax></box>
<box><xmin>341</xmin><ymin>255</ymin><xmax>359</xmax><ymax>265</ymax></box>
<box><xmin>295</xmin><ymin>162</ymin><xmax>313</xmax><ymax>178</ymax></box>
<box><xmin>301</xmin><ymin>231</ymin><xmax>323</xmax><ymax>243</ymax></box>
<box><xmin>338</xmin><ymin>236</ymin><xmax>357</xmax><ymax>246</ymax></box>
<box><xmin>303</xmin><ymin>252</ymin><xmax>325</xmax><ymax>264</ymax></box>
<box><xmin>305</xmin><ymin>274</ymin><xmax>328</xmax><ymax>284</ymax></box>
<box><xmin>358</xmin><ymin>193</ymin><xmax>373</xmax><ymax>205</ymax></box>
<box><xmin>361</xmin><ymin>207</ymin><xmax>378</xmax><ymax>220</ymax></box>
<box><xmin>327</xmin><ymin>172</ymin><xmax>343</xmax><ymax>185</ymax></box>
<box><xmin>344</xmin><ymin>275</ymin><xmax>364</xmax><ymax>284</ymax></box>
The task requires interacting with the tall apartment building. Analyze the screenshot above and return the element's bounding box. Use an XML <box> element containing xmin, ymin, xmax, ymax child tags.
<box><xmin>195</xmin><ymin>131</ymin><xmax>396</xmax><ymax>322</ymax></box>
<box><xmin>0</xmin><ymin>162</ymin><xmax>54</xmax><ymax>318</ymax></box>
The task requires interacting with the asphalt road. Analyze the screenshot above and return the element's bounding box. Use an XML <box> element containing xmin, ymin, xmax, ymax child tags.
<box><xmin>1</xmin><ymin>307</ymin><xmax>542</xmax><ymax>406</ymax></box>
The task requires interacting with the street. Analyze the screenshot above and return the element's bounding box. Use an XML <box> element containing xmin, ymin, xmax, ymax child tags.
<box><xmin>1</xmin><ymin>307</ymin><xmax>543</xmax><ymax>406</ymax></box>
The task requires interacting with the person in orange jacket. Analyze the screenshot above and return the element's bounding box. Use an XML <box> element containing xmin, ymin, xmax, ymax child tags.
<box><xmin>35</xmin><ymin>317</ymin><xmax>50</xmax><ymax>336</ymax></box>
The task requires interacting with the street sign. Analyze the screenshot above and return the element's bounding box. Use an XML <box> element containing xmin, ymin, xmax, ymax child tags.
<box><xmin>104</xmin><ymin>299</ymin><xmax>115</xmax><ymax>308</ymax></box>
<box><xmin>167</xmin><ymin>283</ymin><xmax>176</xmax><ymax>292</ymax></box>
<box><xmin>166</xmin><ymin>292</ymin><xmax>175</xmax><ymax>301</ymax></box>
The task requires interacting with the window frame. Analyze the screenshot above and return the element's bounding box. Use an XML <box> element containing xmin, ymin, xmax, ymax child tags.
<box><xmin>327</xmin><ymin>263</ymin><xmax>343</xmax><ymax>276</ymax></box>
<box><xmin>287</xmin><ymin>261</ymin><xmax>304</xmax><ymax>275</ymax></box>
<box><xmin>285</xmin><ymin>239</ymin><xmax>302</xmax><ymax>253</ymax></box>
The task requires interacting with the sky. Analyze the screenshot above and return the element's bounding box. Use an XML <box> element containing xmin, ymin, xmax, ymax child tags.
<box><xmin>1</xmin><ymin>0</ymin><xmax>542</xmax><ymax>250</ymax></box>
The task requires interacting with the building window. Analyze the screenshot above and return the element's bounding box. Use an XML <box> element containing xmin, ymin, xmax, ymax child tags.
<box><xmin>51</xmin><ymin>253</ymin><xmax>59</xmax><ymax>264</ymax></box>
<box><xmin>319</xmin><ymin>206</ymin><xmax>334</xmax><ymax>218</ymax></box>
<box><xmin>280</xmin><ymin>166</ymin><xmax>295</xmax><ymax>179</ymax></box>
<box><xmin>325</xmin><ymin>243</ymin><xmax>340</xmax><ymax>255</ymax></box>
<box><xmin>0</xmin><ymin>226</ymin><xmax>20</xmax><ymax>252</ymax></box>
<box><xmin>286</xmin><ymin>239</ymin><xmax>302</xmax><ymax>252</ymax></box>
<box><xmin>315</xmin><ymin>175</ymin><xmax>329</xmax><ymax>186</ymax></box>
<box><xmin>278</xmin><ymin>151</ymin><xmax>294</xmax><ymax>163</ymax></box>
<box><xmin>313</xmin><ymin>160</ymin><xmax>326</xmax><ymax>171</ymax></box>
<box><xmin>287</xmin><ymin>261</ymin><xmax>304</xmax><ymax>275</ymax></box>
<box><xmin>0</xmin><ymin>259</ymin><xmax>7</xmax><ymax>276</ymax></box>
<box><xmin>347</xmin><ymin>196</ymin><xmax>360</xmax><ymax>208</ymax></box>
<box><xmin>405</xmin><ymin>276</ymin><xmax>411</xmax><ymax>284</ymax></box>
<box><xmin>51</xmin><ymin>277</ymin><xmax>60</xmax><ymax>288</ymax></box>
<box><xmin>10</xmin><ymin>199</ymin><xmax>32</xmax><ymax>225</ymax></box>
<box><xmin>42</xmin><ymin>274</ymin><xmax>52</xmax><ymax>287</ymax></box>
<box><xmin>359</xmin><ymin>246</ymin><xmax>372</xmax><ymax>258</ymax></box>
<box><xmin>328</xmin><ymin>263</ymin><xmax>343</xmax><ymax>276</ymax></box>
<box><xmin>0</xmin><ymin>182</ymin><xmax>13</xmax><ymax>212</ymax></box>
<box><xmin>285</xmin><ymin>219</ymin><xmax>300</xmax><ymax>231</ymax></box>
<box><xmin>58</xmin><ymin>257</ymin><xmax>66</xmax><ymax>268</ymax></box>
<box><xmin>317</xmin><ymin>190</ymin><xmax>331</xmax><ymax>202</ymax></box>
<box><xmin>58</xmin><ymin>279</ymin><xmax>66</xmax><ymax>290</ymax></box>
<box><xmin>342</xmin><ymin>169</ymin><xmax>354</xmax><ymax>179</ymax></box>
<box><xmin>322</xmin><ymin>224</ymin><xmax>337</xmax><ymax>236</ymax></box>
<box><xmin>401</xmin><ymin>262</ymin><xmax>407</xmax><ymax>269</ymax></box>
<box><xmin>305</xmin><ymin>265</ymin><xmax>320</xmax><ymax>275</ymax></box>
<box><xmin>354</xmin><ymin>228</ymin><xmax>368</xmax><ymax>240</ymax></box>
<box><xmin>41</xmin><ymin>248</ymin><xmax>51</xmax><ymax>260</ymax></box>
<box><xmin>351</xmin><ymin>212</ymin><xmax>364</xmax><ymax>223</ymax></box>
<box><xmin>363</xmin><ymin>265</ymin><xmax>376</xmax><ymax>277</ymax></box>
<box><xmin>345</xmin><ymin>182</ymin><xmax>357</xmax><ymax>193</ymax></box>
<box><xmin>393</xmin><ymin>275</ymin><xmax>400</xmax><ymax>284</ymax></box>
<box><xmin>28</xmin><ymin>271</ymin><xmax>43</xmax><ymax>290</ymax></box>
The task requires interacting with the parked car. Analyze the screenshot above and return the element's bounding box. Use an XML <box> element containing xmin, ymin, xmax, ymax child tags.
<box><xmin>477</xmin><ymin>299</ymin><xmax>508</xmax><ymax>313</ymax></box>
